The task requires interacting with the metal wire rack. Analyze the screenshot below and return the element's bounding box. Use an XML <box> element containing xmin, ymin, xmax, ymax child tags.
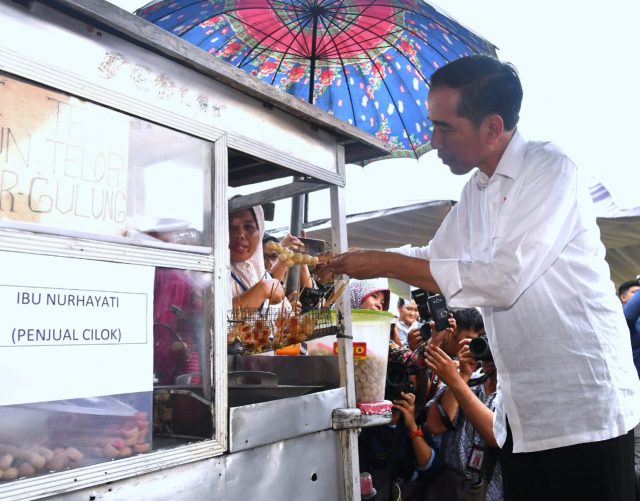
<box><xmin>227</xmin><ymin>308</ymin><xmax>339</xmax><ymax>354</ymax></box>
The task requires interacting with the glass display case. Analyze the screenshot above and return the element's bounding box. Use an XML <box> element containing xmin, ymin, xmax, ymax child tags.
<box><xmin>0</xmin><ymin>1</ymin><xmax>389</xmax><ymax>499</ymax></box>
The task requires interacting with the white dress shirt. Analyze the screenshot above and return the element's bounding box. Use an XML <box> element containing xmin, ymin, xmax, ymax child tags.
<box><xmin>390</xmin><ymin>131</ymin><xmax>640</xmax><ymax>453</ymax></box>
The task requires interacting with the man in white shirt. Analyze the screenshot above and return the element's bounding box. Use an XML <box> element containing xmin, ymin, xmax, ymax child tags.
<box><xmin>324</xmin><ymin>55</ymin><xmax>640</xmax><ymax>500</ymax></box>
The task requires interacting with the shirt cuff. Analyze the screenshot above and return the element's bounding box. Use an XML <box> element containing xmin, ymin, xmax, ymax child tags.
<box><xmin>430</xmin><ymin>259</ymin><xmax>462</xmax><ymax>300</ymax></box>
<box><xmin>416</xmin><ymin>448</ymin><xmax>437</xmax><ymax>472</ymax></box>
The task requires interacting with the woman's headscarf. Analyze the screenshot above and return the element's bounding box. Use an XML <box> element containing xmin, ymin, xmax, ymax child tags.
<box><xmin>230</xmin><ymin>205</ymin><xmax>266</xmax><ymax>297</ymax></box>
<box><xmin>350</xmin><ymin>278</ymin><xmax>391</xmax><ymax>311</ymax></box>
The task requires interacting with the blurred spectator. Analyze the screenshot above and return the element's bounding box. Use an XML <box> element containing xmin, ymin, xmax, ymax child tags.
<box><xmin>262</xmin><ymin>233</ymin><xmax>280</xmax><ymax>273</ymax></box>
<box><xmin>622</xmin><ymin>281</ymin><xmax>640</xmax><ymax>378</ymax></box>
<box><xmin>392</xmin><ymin>298</ymin><xmax>423</xmax><ymax>347</ymax></box>
<box><xmin>350</xmin><ymin>278</ymin><xmax>391</xmax><ymax>311</ymax></box>
<box><xmin>619</xmin><ymin>279</ymin><xmax>640</xmax><ymax>305</ymax></box>
<box><xmin>621</xmin><ymin>282</ymin><xmax>640</xmax><ymax>499</ymax></box>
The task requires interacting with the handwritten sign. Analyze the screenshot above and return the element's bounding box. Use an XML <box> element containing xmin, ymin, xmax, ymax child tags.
<box><xmin>0</xmin><ymin>75</ymin><xmax>129</xmax><ymax>235</ymax></box>
<box><xmin>0</xmin><ymin>251</ymin><xmax>153</xmax><ymax>405</ymax></box>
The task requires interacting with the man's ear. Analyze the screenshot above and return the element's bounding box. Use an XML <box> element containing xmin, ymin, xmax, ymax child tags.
<box><xmin>484</xmin><ymin>114</ymin><xmax>504</xmax><ymax>145</ymax></box>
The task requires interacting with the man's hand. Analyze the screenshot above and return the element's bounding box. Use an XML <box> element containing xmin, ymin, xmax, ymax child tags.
<box><xmin>456</xmin><ymin>341</ymin><xmax>478</xmax><ymax>380</ymax></box>
<box><xmin>392</xmin><ymin>391</ymin><xmax>418</xmax><ymax>429</ymax></box>
<box><xmin>428</xmin><ymin>316</ymin><xmax>456</xmax><ymax>348</ymax></box>
<box><xmin>424</xmin><ymin>344</ymin><xmax>463</xmax><ymax>387</ymax></box>
<box><xmin>317</xmin><ymin>249</ymin><xmax>440</xmax><ymax>294</ymax></box>
<box><xmin>407</xmin><ymin>328</ymin><xmax>424</xmax><ymax>350</ymax></box>
<box><xmin>328</xmin><ymin>250</ymin><xmax>386</xmax><ymax>279</ymax></box>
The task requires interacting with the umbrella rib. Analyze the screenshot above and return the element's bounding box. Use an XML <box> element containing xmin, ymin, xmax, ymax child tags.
<box><xmin>353</xmin><ymin>2</ymin><xmax>491</xmax><ymax>55</ymax></box>
<box><xmin>266</xmin><ymin>5</ymin><xmax>316</xmax><ymax>87</ymax></box>
<box><xmin>231</xmin><ymin>4</ymin><xmax>314</xmax><ymax>69</ymax></box>
<box><xmin>322</xmin><ymin>11</ymin><xmax>421</xmax><ymax>155</ymax></box>
<box><xmin>316</xmin><ymin>13</ymin><xmax>359</xmax><ymax>126</ymax></box>
<box><xmin>327</xmin><ymin>3</ymin><xmax>478</xmax><ymax>67</ymax></box>
<box><xmin>156</xmin><ymin>1</ymin><xmax>310</xmax><ymax>59</ymax></box>
<box><xmin>312</xmin><ymin>0</ymin><xmax>358</xmax><ymax>58</ymax></box>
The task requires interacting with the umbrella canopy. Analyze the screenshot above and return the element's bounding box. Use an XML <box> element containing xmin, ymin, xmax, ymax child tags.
<box><xmin>137</xmin><ymin>0</ymin><xmax>497</xmax><ymax>159</ymax></box>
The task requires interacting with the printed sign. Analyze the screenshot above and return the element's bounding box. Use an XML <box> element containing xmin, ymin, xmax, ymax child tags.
<box><xmin>0</xmin><ymin>75</ymin><xmax>129</xmax><ymax>235</ymax></box>
<box><xmin>0</xmin><ymin>251</ymin><xmax>153</xmax><ymax>405</ymax></box>
<box><xmin>333</xmin><ymin>341</ymin><xmax>368</xmax><ymax>358</ymax></box>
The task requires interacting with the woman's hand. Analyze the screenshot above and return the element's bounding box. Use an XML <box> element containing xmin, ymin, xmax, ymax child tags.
<box><xmin>287</xmin><ymin>290</ymin><xmax>302</xmax><ymax>314</ymax></box>
<box><xmin>279</xmin><ymin>234</ymin><xmax>304</xmax><ymax>252</ymax></box>
<box><xmin>259</xmin><ymin>278</ymin><xmax>285</xmax><ymax>305</ymax></box>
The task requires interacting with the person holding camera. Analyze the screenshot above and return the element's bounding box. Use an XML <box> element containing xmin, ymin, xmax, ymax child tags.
<box><xmin>359</xmin><ymin>353</ymin><xmax>442</xmax><ymax>501</ymax></box>
<box><xmin>392</xmin><ymin>298</ymin><xmax>423</xmax><ymax>348</ymax></box>
<box><xmin>321</xmin><ymin>55</ymin><xmax>640</xmax><ymax>501</ymax></box>
<box><xmin>424</xmin><ymin>327</ymin><xmax>502</xmax><ymax>501</ymax></box>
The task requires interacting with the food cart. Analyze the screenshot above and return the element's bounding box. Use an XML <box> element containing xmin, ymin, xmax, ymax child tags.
<box><xmin>0</xmin><ymin>0</ymin><xmax>393</xmax><ymax>499</ymax></box>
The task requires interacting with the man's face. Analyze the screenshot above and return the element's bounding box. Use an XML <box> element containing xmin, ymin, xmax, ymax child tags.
<box><xmin>263</xmin><ymin>243</ymin><xmax>278</xmax><ymax>271</ymax></box>
<box><xmin>398</xmin><ymin>300</ymin><xmax>419</xmax><ymax>326</ymax></box>
<box><xmin>427</xmin><ymin>86</ymin><xmax>488</xmax><ymax>176</ymax></box>
<box><xmin>621</xmin><ymin>285</ymin><xmax>640</xmax><ymax>304</ymax></box>
<box><xmin>443</xmin><ymin>327</ymin><xmax>482</xmax><ymax>357</ymax></box>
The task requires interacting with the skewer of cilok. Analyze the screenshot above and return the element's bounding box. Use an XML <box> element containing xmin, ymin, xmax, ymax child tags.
<box><xmin>265</xmin><ymin>240</ymin><xmax>320</xmax><ymax>267</ymax></box>
<box><xmin>228</xmin><ymin>242</ymin><xmax>351</xmax><ymax>354</ymax></box>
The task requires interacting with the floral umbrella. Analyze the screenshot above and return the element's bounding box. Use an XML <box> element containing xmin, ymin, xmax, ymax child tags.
<box><xmin>137</xmin><ymin>0</ymin><xmax>496</xmax><ymax>159</ymax></box>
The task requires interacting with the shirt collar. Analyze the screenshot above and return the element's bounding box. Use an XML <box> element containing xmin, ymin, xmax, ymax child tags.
<box><xmin>475</xmin><ymin>129</ymin><xmax>526</xmax><ymax>188</ymax></box>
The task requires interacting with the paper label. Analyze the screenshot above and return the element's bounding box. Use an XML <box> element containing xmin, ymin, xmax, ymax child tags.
<box><xmin>0</xmin><ymin>251</ymin><xmax>153</xmax><ymax>405</ymax></box>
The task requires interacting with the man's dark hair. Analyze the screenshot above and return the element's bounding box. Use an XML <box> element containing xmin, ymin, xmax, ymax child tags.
<box><xmin>453</xmin><ymin>308</ymin><xmax>484</xmax><ymax>333</ymax></box>
<box><xmin>618</xmin><ymin>279</ymin><xmax>640</xmax><ymax>297</ymax></box>
<box><xmin>429</xmin><ymin>55</ymin><xmax>523</xmax><ymax>130</ymax></box>
<box><xmin>262</xmin><ymin>233</ymin><xmax>279</xmax><ymax>245</ymax></box>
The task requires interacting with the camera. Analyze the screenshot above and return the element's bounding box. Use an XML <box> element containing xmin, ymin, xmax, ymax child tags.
<box><xmin>411</xmin><ymin>289</ymin><xmax>450</xmax><ymax>335</ymax></box>
<box><xmin>298</xmin><ymin>286</ymin><xmax>325</xmax><ymax>313</ymax></box>
<box><xmin>297</xmin><ymin>237</ymin><xmax>326</xmax><ymax>257</ymax></box>
<box><xmin>427</xmin><ymin>294</ymin><xmax>449</xmax><ymax>331</ymax></box>
<box><xmin>385</xmin><ymin>361</ymin><xmax>415</xmax><ymax>401</ymax></box>
<box><xmin>409</xmin><ymin>289</ymin><xmax>432</xmax><ymax>341</ymax></box>
<box><xmin>468</xmin><ymin>335</ymin><xmax>493</xmax><ymax>361</ymax></box>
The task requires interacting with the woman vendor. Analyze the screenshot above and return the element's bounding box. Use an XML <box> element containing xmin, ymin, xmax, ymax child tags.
<box><xmin>229</xmin><ymin>205</ymin><xmax>286</xmax><ymax>310</ymax></box>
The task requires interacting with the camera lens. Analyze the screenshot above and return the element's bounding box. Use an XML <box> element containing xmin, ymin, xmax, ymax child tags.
<box><xmin>385</xmin><ymin>361</ymin><xmax>415</xmax><ymax>401</ymax></box>
<box><xmin>386</xmin><ymin>361</ymin><xmax>409</xmax><ymax>386</ymax></box>
<box><xmin>469</xmin><ymin>336</ymin><xmax>493</xmax><ymax>361</ymax></box>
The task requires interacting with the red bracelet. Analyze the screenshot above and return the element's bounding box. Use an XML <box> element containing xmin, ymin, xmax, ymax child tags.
<box><xmin>407</xmin><ymin>428</ymin><xmax>424</xmax><ymax>439</ymax></box>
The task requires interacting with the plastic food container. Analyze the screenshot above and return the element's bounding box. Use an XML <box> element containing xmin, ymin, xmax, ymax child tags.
<box><xmin>306</xmin><ymin>309</ymin><xmax>393</xmax><ymax>403</ymax></box>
